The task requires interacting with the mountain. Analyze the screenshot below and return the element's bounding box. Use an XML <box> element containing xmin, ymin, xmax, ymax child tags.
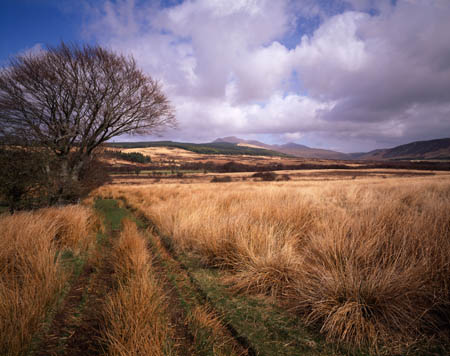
<box><xmin>214</xmin><ymin>136</ymin><xmax>246</xmax><ymax>144</ymax></box>
<box><xmin>214</xmin><ymin>137</ymin><xmax>349</xmax><ymax>160</ymax></box>
<box><xmin>110</xmin><ymin>137</ymin><xmax>450</xmax><ymax>161</ymax></box>
<box><xmin>356</xmin><ymin>138</ymin><xmax>450</xmax><ymax>160</ymax></box>
<box><xmin>273</xmin><ymin>143</ymin><xmax>349</xmax><ymax>160</ymax></box>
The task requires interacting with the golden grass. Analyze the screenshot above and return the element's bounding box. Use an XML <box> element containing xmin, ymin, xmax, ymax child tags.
<box><xmin>101</xmin><ymin>220</ymin><xmax>171</xmax><ymax>356</ymax></box>
<box><xmin>0</xmin><ymin>205</ymin><xmax>96</xmax><ymax>356</ymax></box>
<box><xmin>96</xmin><ymin>176</ymin><xmax>450</xmax><ymax>354</ymax></box>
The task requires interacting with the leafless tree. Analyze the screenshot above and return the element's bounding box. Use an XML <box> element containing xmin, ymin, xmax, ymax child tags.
<box><xmin>0</xmin><ymin>42</ymin><xmax>175</xmax><ymax>200</ymax></box>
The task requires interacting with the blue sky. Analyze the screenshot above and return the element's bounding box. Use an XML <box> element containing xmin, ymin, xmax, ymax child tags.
<box><xmin>1</xmin><ymin>0</ymin><xmax>449</xmax><ymax>152</ymax></box>
<box><xmin>0</xmin><ymin>1</ymin><xmax>81</xmax><ymax>63</ymax></box>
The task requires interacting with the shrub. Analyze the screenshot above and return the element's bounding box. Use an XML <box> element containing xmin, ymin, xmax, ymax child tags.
<box><xmin>251</xmin><ymin>171</ymin><xmax>277</xmax><ymax>181</ymax></box>
<box><xmin>211</xmin><ymin>176</ymin><xmax>232</xmax><ymax>183</ymax></box>
<box><xmin>0</xmin><ymin>147</ymin><xmax>110</xmax><ymax>211</ymax></box>
<box><xmin>105</xmin><ymin>150</ymin><xmax>151</xmax><ymax>164</ymax></box>
<box><xmin>0</xmin><ymin>147</ymin><xmax>47</xmax><ymax>212</ymax></box>
<box><xmin>278</xmin><ymin>174</ymin><xmax>291</xmax><ymax>181</ymax></box>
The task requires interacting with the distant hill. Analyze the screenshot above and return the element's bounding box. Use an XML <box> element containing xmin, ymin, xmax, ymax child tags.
<box><xmin>356</xmin><ymin>138</ymin><xmax>450</xmax><ymax>160</ymax></box>
<box><xmin>108</xmin><ymin>137</ymin><xmax>450</xmax><ymax>161</ymax></box>
<box><xmin>214</xmin><ymin>136</ymin><xmax>274</xmax><ymax>150</ymax></box>
<box><xmin>214</xmin><ymin>136</ymin><xmax>349</xmax><ymax>160</ymax></box>
<box><xmin>107</xmin><ymin>140</ymin><xmax>288</xmax><ymax>157</ymax></box>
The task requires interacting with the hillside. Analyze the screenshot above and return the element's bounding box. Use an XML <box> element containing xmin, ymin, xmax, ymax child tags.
<box><xmin>107</xmin><ymin>140</ymin><xmax>288</xmax><ymax>157</ymax></box>
<box><xmin>356</xmin><ymin>138</ymin><xmax>450</xmax><ymax>160</ymax></box>
<box><xmin>107</xmin><ymin>137</ymin><xmax>450</xmax><ymax>162</ymax></box>
<box><xmin>214</xmin><ymin>136</ymin><xmax>349</xmax><ymax>160</ymax></box>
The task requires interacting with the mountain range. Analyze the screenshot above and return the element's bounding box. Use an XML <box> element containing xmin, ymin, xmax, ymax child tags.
<box><xmin>214</xmin><ymin>137</ymin><xmax>450</xmax><ymax>161</ymax></box>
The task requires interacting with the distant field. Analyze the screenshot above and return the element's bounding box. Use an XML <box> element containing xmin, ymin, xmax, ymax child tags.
<box><xmin>103</xmin><ymin>145</ymin><xmax>450</xmax><ymax>180</ymax></box>
<box><xmin>108</xmin><ymin>167</ymin><xmax>444</xmax><ymax>185</ymax></box>
<box><xmin>108</xmin><ymin>140</ymin><xmax>290</xmax><ymax>157</ymax></box>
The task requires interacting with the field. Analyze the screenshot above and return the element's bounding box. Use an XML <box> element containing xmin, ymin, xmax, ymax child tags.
<box><xmin>1</xmin><ymin>161</ymin><xmax>450</xmax><ymax>355</ymax></box>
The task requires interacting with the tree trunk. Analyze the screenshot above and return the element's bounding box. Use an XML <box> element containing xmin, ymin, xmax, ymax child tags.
<box><xmin>54</xmin><ymin>157</ymin><xmax>82</xmax><ymax>204</ymax></box>
<box><xmin>60</xmin><ymin>159</ymin><xmax>71</xmax><ymax>182</ymax></box>
<box><xmin>71</xmin><ymin>160</ymin><xmax>85</xmax><ymax>182</ymax></box>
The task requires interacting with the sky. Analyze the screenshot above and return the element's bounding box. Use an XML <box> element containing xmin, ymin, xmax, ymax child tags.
<box><xmin>1</xmin><ymin>0</ymin><xmax>450</xmax><ymax>152</ymax></box>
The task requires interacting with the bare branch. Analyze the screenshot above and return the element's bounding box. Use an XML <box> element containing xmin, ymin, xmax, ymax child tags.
<box><xmin>0</xmin><ymin>41</ymin><xmax>176</xmax><ymax>182</ymax></box>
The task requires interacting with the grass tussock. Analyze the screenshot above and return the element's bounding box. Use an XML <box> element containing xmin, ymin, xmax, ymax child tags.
<box><xmin>96</xmin><ymin>177</ymin><xmax>450</xmax><ymax>354</ymax></box>
<box><xmin>39</xmin><ymin>204</ymin><xmax>99</xmax><ymax>252</ymax></box>
<box><xmin>101</xmin><ymin>219</ymin><xmax>171</xmax><ymax>356</ymax></box>
<box><xmin>0</xmin><ymin>205</ymin><xmax>96</xmax><ymax>356</ymax></box>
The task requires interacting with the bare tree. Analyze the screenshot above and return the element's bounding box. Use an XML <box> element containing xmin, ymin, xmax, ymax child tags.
<box><xmin>0</xmin><ymin>42</ymin><xmax>175</xmax><ymax>200</ymax></box>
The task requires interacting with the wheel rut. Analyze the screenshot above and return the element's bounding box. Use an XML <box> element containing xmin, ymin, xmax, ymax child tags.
<box><xmin>127</xmin><ymin>205</ymin><xmax>253</xmax><ymax>356</ymax></box>
<box><xmin>34</xmin><ymin>250</ymin><xmax>115</xmax><ymax>356</ymax></box>
<box><xmin>33</xmin><ymin>202</ymin><xmax>120</xmax><ymax>356</ymax></box>
<box><xmin>36</xmin><ymin>198</ymin><xmax>253</xmax><ymax>356</ymax></box>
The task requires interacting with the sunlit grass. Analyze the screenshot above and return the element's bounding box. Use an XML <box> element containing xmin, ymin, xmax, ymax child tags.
<box><xmin>100</xmin><ymin>219</ymin><xmax>172</xmax><ymax>356</ymax></box>
<box><xmin>97</xmin><ymin>175</ymin><xmax>450</xmax><ymax>354</ymax></box>
<box><xmin>0</xmin><ymin>205</ymin><xmax>97</xmax><ymax>356</ymax></box>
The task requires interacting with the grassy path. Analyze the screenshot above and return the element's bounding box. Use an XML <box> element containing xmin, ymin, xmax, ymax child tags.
<box><xmin>35</xmin><ymin>198</ymin><xmax>248</xmax><ymax>356</ymax></box>
<box><xmin>31</xmin><ymin>197</ymin><xmax>346</xmax><ymax>355</ymax></box>
<box><xmin>34</xmin><ymin>262</ymin><xmax>98</xmax><ymax>355</ymax></box>
<box><xmin>142</xmin><ymin>221</ymin><xmax>248</xmax><ymax>356</ymax></box>
<box><xmin>106</xmin><ymin>198</ymin><xmax>250</xmax><ymax>355</ymax></box>
<box><xmin>119</xmin><ymin>198</ymin><xmax>345</xmax><ymax>356</ymax></box>
<box><xmin>32</xmin><ymin>199</ymin><xmax>128</xmax><ymax>355</ymax></box>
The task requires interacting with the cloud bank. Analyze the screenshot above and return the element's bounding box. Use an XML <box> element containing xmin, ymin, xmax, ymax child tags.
<box><xmin>84</xmin><ymin>0</ymin><xmax>450</xmax><ymax>152</ymax></box>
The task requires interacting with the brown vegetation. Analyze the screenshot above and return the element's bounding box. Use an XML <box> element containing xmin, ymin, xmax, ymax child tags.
<box><xmin>0</xmin><ymin>205</ymin><xmax>96</xmax><ymax>356</ymax></box>
<box><xmin>97</xmin><ymin>176</ymin><xmax>450</xmax><ymax>354</ymax></box>
<box><xmin>101</xmin><ymin>219</ymin><xmax>171</xmax><ymax>356</ymax></box>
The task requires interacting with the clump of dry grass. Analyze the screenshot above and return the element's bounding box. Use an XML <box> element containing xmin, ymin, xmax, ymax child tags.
<box><xmin>97</xmin><ymin>177</ymin><xmax>450</xmax><ymax>354</ymax></box>
<box><xmin>293</xmin><ymin>186</ymin><xmax>450</xmax><ymax>352</ymax></box>
<box><xmin>110</xmin><ymin>219</ymin><xmax>150</xmax><ymax>282</ymax></box>
<box><xmin>39</xmin><ymin>205</ymin><xmax>99</xmax><ymax>252</ymax></box>
<box><xmin>101</xmin><ymin>219</ymin><xmax>171</xmax><ymax>356</ymax></box>
<box><xmin>0</xmin><ymin>205</ymin><xmax>96</xmax><ymax>356</ymax></box>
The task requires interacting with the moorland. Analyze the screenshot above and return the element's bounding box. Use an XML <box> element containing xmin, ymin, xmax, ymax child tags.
<box><xmin>1</xmin><ymin>144</ymin><xmax>450</xmax><ymax>356</ymax></box>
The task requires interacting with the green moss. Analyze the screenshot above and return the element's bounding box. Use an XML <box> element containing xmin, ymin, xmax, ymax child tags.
<box><xmin>94</xmin><ymin>198</ymin><xmax>130</xmax><ymax>231</ymax></box>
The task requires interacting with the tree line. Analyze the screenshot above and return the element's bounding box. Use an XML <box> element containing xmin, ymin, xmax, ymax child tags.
<box><xmin>104</xmin><ymin>150</ymin><xmax>151</xmax><ymax>164</ymax></box>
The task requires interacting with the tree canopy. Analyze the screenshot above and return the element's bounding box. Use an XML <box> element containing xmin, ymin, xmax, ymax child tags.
<box><xmin>0</xmin><ymin>42</ymin><xmax>175</xmax><ymax>204</ymax></box>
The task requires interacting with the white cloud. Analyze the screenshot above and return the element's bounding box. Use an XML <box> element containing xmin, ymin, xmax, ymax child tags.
<box><xmin>292</xmin><ymin>11</ymin><xmax>370</xmax><ymax>99</ymax></box>
<box><xmin>83</xmin><ymin>0</ymin><xmax>450</xmax><ymax>151</ymax></box>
